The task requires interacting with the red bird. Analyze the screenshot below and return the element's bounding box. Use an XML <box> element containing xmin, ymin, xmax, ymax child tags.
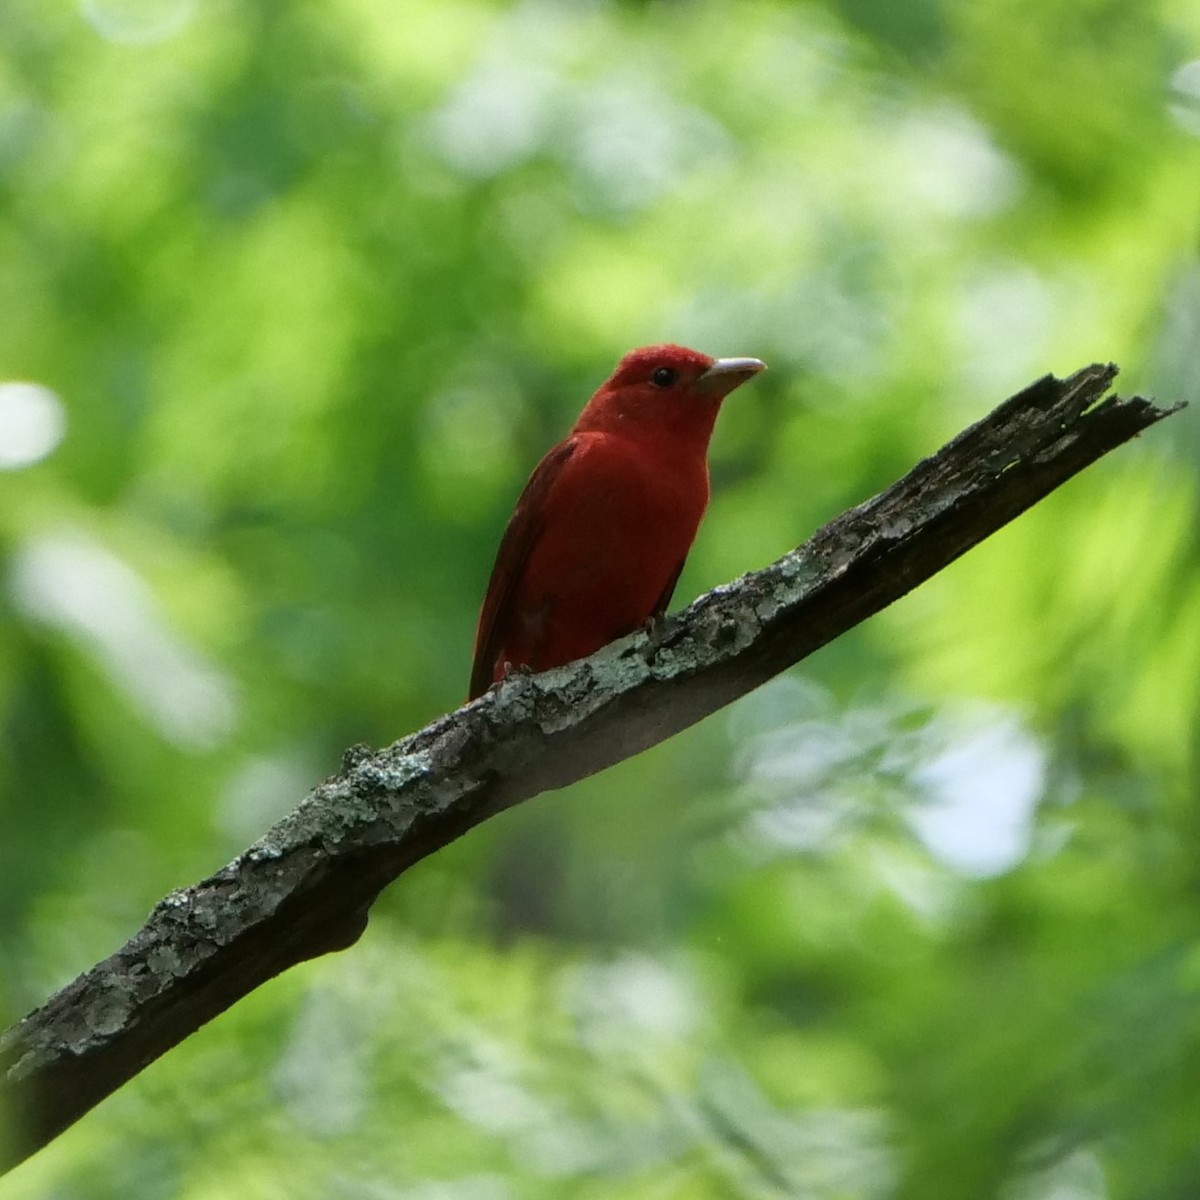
<box><xmin>469</xmin><ymin>344</ymin><xmax>766</xmax><ymax>699</ymax></box>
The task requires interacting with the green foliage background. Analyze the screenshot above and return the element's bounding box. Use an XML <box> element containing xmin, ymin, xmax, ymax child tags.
<box><xmin>2</xmin><ymin>0</ymin><xmax>1200</xmax><ymax>1196</ymax></box>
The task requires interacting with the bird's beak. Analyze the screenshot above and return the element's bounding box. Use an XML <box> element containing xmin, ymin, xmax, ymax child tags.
<box><xmin>696</xmin><ymin>356</ymin><xmax>767</xmax><ymax>394</ymax></box>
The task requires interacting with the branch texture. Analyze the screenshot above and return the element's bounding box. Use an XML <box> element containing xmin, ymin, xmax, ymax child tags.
<box><xmin>0</xmin><ymin>365</ymin><xmax>1181</xmax><ymax>1171</ymax></box>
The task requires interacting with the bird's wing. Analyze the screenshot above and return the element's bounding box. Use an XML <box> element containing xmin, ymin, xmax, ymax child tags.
<box><xmin>469</xmin><ymin>438</ymin><xmax>579</xmax><ymax>700</ymax></box>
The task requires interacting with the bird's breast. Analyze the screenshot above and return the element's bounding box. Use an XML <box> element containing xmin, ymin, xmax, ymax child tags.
<box><xmin>548</xmin><ymin>433</ymin><xmax>707</xmax><ymax>573</ymax></box>
<box><xmin>514</xmin><ymin>433</ymin><xmax>709</xmax><ymax>663</ymax></box>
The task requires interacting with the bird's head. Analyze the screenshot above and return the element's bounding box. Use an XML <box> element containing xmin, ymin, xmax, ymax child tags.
<box><xmin>574</xmin><ymin>344</ymin><xmax>766</xmax><ymax>444</ymax></box>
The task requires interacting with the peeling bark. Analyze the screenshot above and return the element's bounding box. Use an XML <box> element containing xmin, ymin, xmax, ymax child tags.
<box><xmin>0</xmin><ymin>364</ymin><xmax>1182</xmax><ymax>1172</ymax></box>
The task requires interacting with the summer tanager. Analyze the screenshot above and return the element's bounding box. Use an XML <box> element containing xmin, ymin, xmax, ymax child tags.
<box><xmin>468</xmin><ymin>344</ymin><xmax>765</xmax><ymax>699</ymax></box>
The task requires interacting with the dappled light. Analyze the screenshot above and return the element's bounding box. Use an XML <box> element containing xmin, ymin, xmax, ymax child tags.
<box><xmin>0</xmin><ymin>383</ymin><xmax>67</xmax><ymax>471</ymax></box>
<box><xmin>79</xmin><ymin>0</ymin><xmax>196</xmax><ymax>45</ymax></box>
<box><xmin>733</xmin><ymin>680</ymin><xmax>1047</xmax><ymax>878</ymax></box>
<box><xmin>1168</xmin><ymin>59</ymin><xmax>1200</xmax><ymax>137</ymax></box>
<box><xmin>9</xmin><ymin>533</ymin><xmax>237</xmax><ymax>748</ymax></box>
<box><xmin>908</xmin><ymin>711</ymin><xmax>1045</xmax><ymax>878</ymax></box>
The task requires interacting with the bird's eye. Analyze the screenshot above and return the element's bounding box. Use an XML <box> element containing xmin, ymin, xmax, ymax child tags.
<box><xmin>651</xmin><ymin>367</ymin><xmax>678</xmax><ymax>388</ymax></box>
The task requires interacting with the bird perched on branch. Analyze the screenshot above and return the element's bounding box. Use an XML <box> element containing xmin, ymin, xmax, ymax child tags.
<box><xmin>469</xmin><ymin>344</ymin><xmax>766</xmax><ymax>699</ymax></box>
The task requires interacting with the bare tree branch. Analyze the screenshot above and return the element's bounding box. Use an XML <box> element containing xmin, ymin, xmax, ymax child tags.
<box><xmin>0</xmin><ymin>365</ymin><xmax>1181</xmax><ymax>1172</ymax></box>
